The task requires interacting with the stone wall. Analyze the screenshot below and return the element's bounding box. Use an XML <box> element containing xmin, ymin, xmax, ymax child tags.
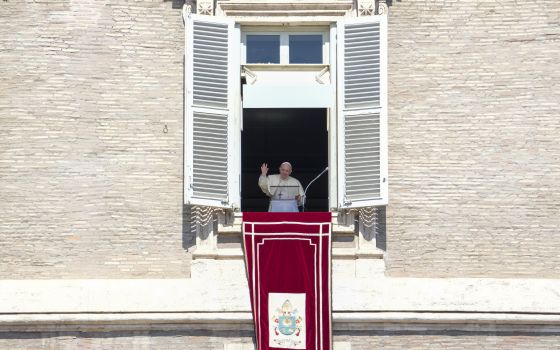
<box><xmin>0</xmin><ymin>0</ymin><xmax>190</xmax><ymax>278</ymax></box>
<box><xmin>0</xmin><ymin>0</ymin><xmax>559</xmax><ymax>279</ymax></box>
<box><xmin>1</xmin><ymin>330</ymin><xmax>559</xmax><ymax>350</ymax></box>
<box><xmin>385</xmin><ymin>0</ymin><xmax>560</xmax><ymax>277</ymax></box>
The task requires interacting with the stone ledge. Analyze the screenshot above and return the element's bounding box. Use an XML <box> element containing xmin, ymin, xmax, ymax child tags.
<box><xmin>1</xmin><ymin>312</ymin><xmax>560</xmax><ymax>333</ymax></box>
<box><xmin>192</xmin><ymin>247</ymin><xmax>384</xmax><ymax>259</ymax></box>
<box><xmin>223</xmin><ymin>344</ymin><xmax>347</xmax><ymax>350</ymax></box>
<box><xmin>2</xmin><ymin>277</ymin><xmax>560</xmax><ymax>315</ymax></box>
<box><xmin>220</xmin><ymin>212</ymin><xmax>356</xmax><ymax>234</ymax></box>
<box><xmin>202</xmin><ymin>212</ymin><xmax>378</xmax><ymax>261</ymax></box>
<box><xmin>223</xmin><ymin>16</ymin><xmax>350</xmax><ymax>25</ymax></box>
<box><xmin>217</xmin><ymin>0</ymin><xmax>353</xmax><ymax>18</ymax></box>
<box><xmin>192</xmin><ymin>247</ymin><xmax>246</xmax><ymax>259</ymax></box>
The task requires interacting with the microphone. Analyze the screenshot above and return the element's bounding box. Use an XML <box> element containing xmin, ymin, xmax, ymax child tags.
<box><xmin>302</xmin><ymin>167</ymin><xmax>328</xmax><ymax>212</ymax></box>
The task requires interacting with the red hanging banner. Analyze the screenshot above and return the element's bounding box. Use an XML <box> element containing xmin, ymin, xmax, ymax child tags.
<box><xmin>243</xmin><ymin>212</ymin><xmax>332</xmax><ymax>350</ymax></box>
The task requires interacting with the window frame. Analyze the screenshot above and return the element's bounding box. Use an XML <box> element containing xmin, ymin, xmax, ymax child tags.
<box><xmin>241</xmin><ymin>27</ymin><xmax>330</xmax><ymax>65</ymax></box>
<box><xmin>183</xmin><ymin>17</ymin><xmax>387</xmax><ymax>211</ymax></box>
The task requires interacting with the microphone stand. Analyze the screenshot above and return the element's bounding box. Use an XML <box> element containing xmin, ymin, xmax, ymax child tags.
<box><xmin>302</xmin><ymin>167</ymin><xmax>328</xmax><ymax>212</ymax></box>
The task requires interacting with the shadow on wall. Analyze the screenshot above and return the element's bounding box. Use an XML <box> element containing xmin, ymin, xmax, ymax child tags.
<box><xmin>163</xmin><ymin>0</ymin><xmax>186</xmax><ymax>10</ymax></box>
<box><xmin>181</xmin><ymin>205</ymin><xmax>388</xmax><ymax>252</ymax></box>
<box><xmin>375</xmin><ymin>206</ymin><xmax>387</xmax><ymax>251</ymax></box>
<box><xmin>182</xmin><ymin>205</ymin><xmax>197</xmax><ymax>251</ymax></box>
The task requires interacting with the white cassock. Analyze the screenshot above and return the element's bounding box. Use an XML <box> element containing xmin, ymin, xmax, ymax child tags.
<box><xmin>258</xmin><ymin>174</ymin><xmax>305</xmax><ymax>212</ymax></box>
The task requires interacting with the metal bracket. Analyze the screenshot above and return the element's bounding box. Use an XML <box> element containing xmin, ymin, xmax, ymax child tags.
<box><xmin>242</xmin><ymin>66</ymin><xmax>258</xmax><ymax>85</ymax></box>
<box><xmin>315</xmin><ymin>66</ymin><xmax>330</xmax><ymax>85</ymax></box>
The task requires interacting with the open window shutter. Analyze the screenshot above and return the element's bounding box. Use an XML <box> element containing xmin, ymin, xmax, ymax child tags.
<box><xmin>184</xmin><ymin>14</ymin><xmax>240</xmax><ymax>208</ymax></box>
<box><xmin>337</xmin><ymin>16</ymin><xmax>388</xmax><ymax>208</ymax></box>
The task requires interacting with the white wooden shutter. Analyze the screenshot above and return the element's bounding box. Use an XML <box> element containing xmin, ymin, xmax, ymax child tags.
<box><xmin>184</xmin><ymin>14</ymin><xmax>240</xmax><ymax>208</ymax></box>
<box><xmin>337</xmin><ymin>16</ymin><xmax>388</xmax><ymax>208</ymax></box>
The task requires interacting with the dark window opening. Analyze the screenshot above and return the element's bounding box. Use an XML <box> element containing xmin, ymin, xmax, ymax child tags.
<box><xmin>241</xmin><ymin>108</ymin><xmax>329</xmax><ymax>212</ymax></box>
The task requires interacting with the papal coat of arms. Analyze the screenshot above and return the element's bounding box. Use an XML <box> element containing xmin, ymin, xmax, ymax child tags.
<box><xmin>273</xmin><ymin>299</ymin><xmax>303</xmax><ymax>336</ymax></box>
<box><xmin>269</xmin><ymin>293</ymin><xmax>306</xmax><ymax>349</ymax></box>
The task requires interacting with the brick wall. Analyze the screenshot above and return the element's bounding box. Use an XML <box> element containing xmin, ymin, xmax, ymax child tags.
<box><xmin>385</xmin><ymin>0</ymin><xmax>560</xmax><ymax>277</ymax></box>
<box><xmin>1</xmin><ymin>0</ymin><xmax>559</xmax><ymax>279</ymax></box>
<box><xmin>0</xmin><ymin>0</ymin><xmax>190</xmax><ymax>278</ymax></box>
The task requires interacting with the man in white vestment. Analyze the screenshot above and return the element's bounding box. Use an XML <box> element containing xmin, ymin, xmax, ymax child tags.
<box><xmin>258</xmin><ymin>162</ymin><xmax>305</xmax><ymax>212</ymax></box>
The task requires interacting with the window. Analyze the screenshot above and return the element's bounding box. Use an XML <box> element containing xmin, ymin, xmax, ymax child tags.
<box><xmin>242</xmin><ymin>30</ymin><xmax>328</xmax><ymax>64</ymax></box>
<box><xmin>246</xmin><ymin>35</ymin><xmax>280</xmax><ymax>64</ymax></box>
<box><xmin>289</xmin><ymin>35</ymin><xmax>323</xmax><ymax>64</ymax></box>
<box><xmin>185</xmin><ymin>15</ymin><xmax>388</xmax><ymax>211</ymax></box>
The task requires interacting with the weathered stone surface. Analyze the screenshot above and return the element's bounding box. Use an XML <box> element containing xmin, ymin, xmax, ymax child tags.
<box><xmin>0</xmin><ymin>1</ymin><xmax>190</xmax><ymax>278</ymax></box>
<box><xmin>385</xmin><ymin>0</ymin><xmax>560</xmax><ymax>277</ymax></box>
<box><xmin>1</xmin><ymin>331</ymin><xmax>560</xmax><ymax>350</ymax></box>
<box><xmin>2</xmin><ymin>278</ymin><xmax>560</xmax><ymax>314</ymax></box>
<box><xmin>0</xmin><ymin>0</ymin><xmax>559</xmax><ymax>283</ymax></box>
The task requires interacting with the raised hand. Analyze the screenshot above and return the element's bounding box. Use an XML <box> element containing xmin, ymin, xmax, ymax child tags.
<box><xmin>260</xmin><ymin>163</ymin><xmax>269</xmax><ymax>176</ymax></box>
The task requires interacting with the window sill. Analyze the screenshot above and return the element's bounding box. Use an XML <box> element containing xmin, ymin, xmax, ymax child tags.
<box><xmin>243</xmin><ymin>63</ymin><xmax>329</xmax><ymax>71</ymax></box>
<box><xmin>192</xmin><ymin>247</ymin><xmax>383</xmax><ymax>260</ymax></box>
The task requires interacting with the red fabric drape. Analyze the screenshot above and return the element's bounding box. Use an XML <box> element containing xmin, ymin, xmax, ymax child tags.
<box><xmin>243</xmin><ymin>212</ymin><xmax>332</xmax><ymax>350</ymax></box>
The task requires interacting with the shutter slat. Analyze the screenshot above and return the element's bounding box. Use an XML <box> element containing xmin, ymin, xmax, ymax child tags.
<box><xmin>344</xmin><ymin>45</ymin><xmax>380</xmax><ymax>53</ymax></box>
<box><xmin>345</xmin><ymin>90</ymin><xmax>380</xmax><ymax>98</ymax></box>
